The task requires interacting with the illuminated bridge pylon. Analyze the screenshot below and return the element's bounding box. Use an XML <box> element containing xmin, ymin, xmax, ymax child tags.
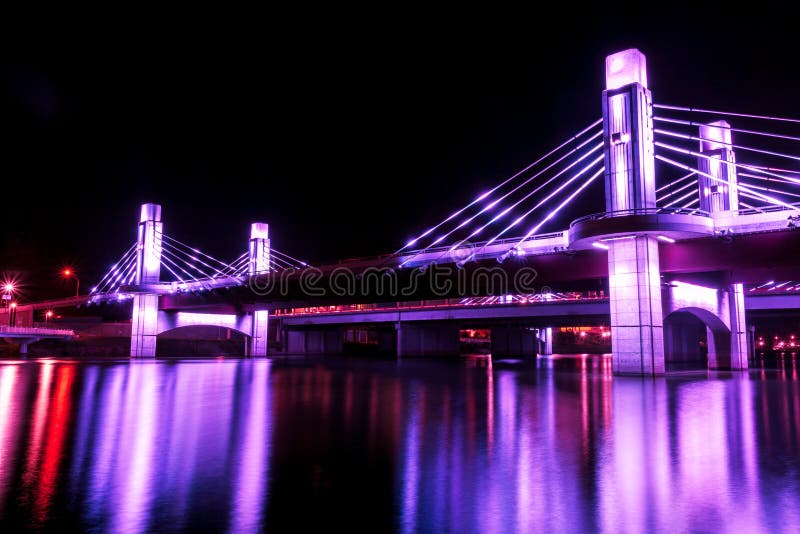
<box><xmin>128</xmin><ymin>204</ymin><xmax>275</xmax><ymax>358</ymax></box>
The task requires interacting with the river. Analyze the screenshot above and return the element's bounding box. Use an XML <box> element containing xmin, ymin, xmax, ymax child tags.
<box><xmin>0</xmin><ymin>355</ymin><xmax>798</xmax><ymax>532</ymax></box>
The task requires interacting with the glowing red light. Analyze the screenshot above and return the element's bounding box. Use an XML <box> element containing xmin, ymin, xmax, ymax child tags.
<box><xmin>62</xmin><ymin>269</ymin><xmax>72</xmax><ymax>277</ymax></box>
<box><xmin>3</xmin><ymin>283</ymin><xmax>13</xmax><ymax>292</ymax></box>
<box><xmin>10</xmin><ymin>302</ymin><xmax>16</xmax><ymax>309</ymax></box>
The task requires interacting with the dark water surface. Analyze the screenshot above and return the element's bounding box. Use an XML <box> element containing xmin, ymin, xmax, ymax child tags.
<box><xmin>0</xmin><ymin>355</ymin><xmax>798</xmax><ymax>533</ymax></box>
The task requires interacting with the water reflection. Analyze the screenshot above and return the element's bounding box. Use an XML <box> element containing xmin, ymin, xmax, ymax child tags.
<box><xmin>0</xmin><ymin>356</ymin><xmax>797</xmax><ymax>532</ymax></box>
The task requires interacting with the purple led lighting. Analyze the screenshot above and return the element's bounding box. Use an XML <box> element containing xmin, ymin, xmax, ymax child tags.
<box><xmin>592</xmin><ymin>242</ymin><xmax>609</xmax><ymax>250</ymax></box>
<box><xmin>663</xmin><ymin>188</ymin><xmax>698</xmax><ymax>209</ymax></box>
<box><xmin>739</xmin><ymin>182</ymin><xmax>800</xmax><ymax>200</ymax></box>
<box><xmin>738</xmin><ymin>172</ymin><xmax>800</xmax><ymax>188</ymax></box>
<box><xmin>484</xmin><ymin>156</ymin><xmax>604</xmax><ymax>248</ymax></box>
<box><xmin>657</xmin><ymin>235</ymin><xmax>676</xmax><ymax>243</ymax></box>
<box><xmin>655</xmin><ymin>171</ymin><xmax>696</xmax><ymax>194</ymax></box>
<box><xmin>653</xmin><ymin>103</ymin><xmax>800</xmax><ymax>124</ymax></box>
<box><xmin>654</xmin><ymin>149</ymin><xmax>800</xmax><ymax>212</ymax></box>
<box><xmin>655</xmin><ymin>128</ymin><xmax>800</xmax><ymax>163</ymax></box>
<box><xmin>739</xmin><ymin>164</ymin><xmax>800</xmax><ymax>186</ymax></box>
<box><xmin>394</xmin><ymin>118</ymin><xmax>603</xmax><ymax>254</ymax></box>
<box><xmin>515</xmin><ymin>167</ymin><xmax>604</xmax><ymax>244</ymax></box>
<box><xmin>654</xmin><ymin>116</ymin><xmax>800</xmax><ymax>142</ymax></box>
<box><xmin>418</xmin><ymin>137</ymin><xmax>604</xmax><ymax>255</ymax></box>
<box><xmin>657</xmin><ymin>179</ymin><xmax>698</xmax><ymax>204</ymax></box>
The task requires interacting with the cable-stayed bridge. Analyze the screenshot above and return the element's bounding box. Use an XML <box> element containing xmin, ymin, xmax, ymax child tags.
<box><xmin>3</xmin><ymin>49</ymin><xmax>798</xmax><ymax>375</ymax></box>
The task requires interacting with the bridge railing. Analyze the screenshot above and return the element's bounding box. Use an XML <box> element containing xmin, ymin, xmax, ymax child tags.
<box><xmin>272</xmin><ymin>290</ymin><xmax>608</xmax><ymax>317</ymax></box>
<box><xmin>0</xmin><ymin>326</ymin><xmax>74</xmax><ymax>336</ymax></box>
<box><xmin>569</xmin><ymin>207</ymin><xmax>711</xmax><ymax>228</ymax></box>
<box><xmin>735</xmin><ymin>201</ymin><xmax>800</xmax><ymax>216</ymax></box>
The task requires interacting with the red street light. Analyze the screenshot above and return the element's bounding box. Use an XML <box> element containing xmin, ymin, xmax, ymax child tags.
<box><xmin>62</xmin><ymin>268</ymin><xmax>80</xmax><ymax>297</ymax></box>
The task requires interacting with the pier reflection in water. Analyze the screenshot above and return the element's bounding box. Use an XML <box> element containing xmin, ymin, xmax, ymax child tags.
<box><xmin>0</xmin><ymin>355</ymin><xmax>798</xmax><ymax>532</ymax></box>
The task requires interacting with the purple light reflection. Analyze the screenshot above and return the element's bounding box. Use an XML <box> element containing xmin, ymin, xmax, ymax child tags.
<box><xmin>0</xmin><ymin>358</ymin><xmax>797</xmax><ymax>531</ymax></box>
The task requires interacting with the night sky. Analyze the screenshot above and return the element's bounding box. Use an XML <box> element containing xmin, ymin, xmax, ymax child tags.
<box><xmin>4</xmin><ymin>9</ymin><xmax>798</xmax><ymax>300</ymax></box>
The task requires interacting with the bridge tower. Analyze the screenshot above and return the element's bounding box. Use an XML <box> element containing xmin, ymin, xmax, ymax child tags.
<box><xmin>697</xmin><ymin>122</ymin><xmax>748</xmax><ymax>369</ymax></box>
<box><xmin>601</xmin><ymin>49</ymin><xmax>665</xmax><ymax>375</ymax></box>
<box><xmin>247</xmin><ymin>223</ymin><xmax>270</xmax><ymax>357</ymax></box>
<box><xmin>131</xmin><ymin>203</ymin><xmax>163</xmax><ymax>357</ymax></box>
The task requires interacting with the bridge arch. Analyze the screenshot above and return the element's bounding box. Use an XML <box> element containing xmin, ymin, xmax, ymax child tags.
<box><xmin>152</xmin><ymin>311</ymin><xmax>255</xmax><ymax>357</ymax></box>
<box><xmin>664</xmin><ymin>307</ymin><xmax>731</xmax><ymax>370</ymax></box>
<box><xmin>156</xmin><ymin>325</ymin><xmax>250</xmax><ymax>357</ymax></box>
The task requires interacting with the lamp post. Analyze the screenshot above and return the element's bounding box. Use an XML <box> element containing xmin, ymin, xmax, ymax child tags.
<box><xmin>2</xmin><ymin>282</ymin><xmax>14</xmax><ymax>311</ymax></box>
<box><xmin>9</xmin><ymin>302</ymin><xmax>16</xmax><ymax>326</ymax></box>
<box><xmin>62</xmin><ymin>268</ymin><xmax>80</xmax><ymax>297</ymax></box>
<box><xmin>45</xmin><ymin>310</ymin><xmax>53</xmax><ymax>323</ymax></box>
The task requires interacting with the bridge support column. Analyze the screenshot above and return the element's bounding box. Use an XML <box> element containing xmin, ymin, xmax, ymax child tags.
<box><xmin>248</xmin><ymin>223</ymin><xmax>271</xmax><ymax>357</ymax></box>
<box><xmin>284</xmin><ymin>327</ymin><xmax>343</xmax><ymax>355</ymax></box>
<box><xmin>491</xmin><ymin>326</ymin><xmax>536</xmax><ymax>358</ymax></box>
<box><xmin>395</xmin><ymin>322</ymin><xmax>459</xmax><ymax>358</ymax></box>
<box><xmin>539</xmin><ymin>327</ymin><xmax>553</xmax><ymax>356</ymax></box>
<box><xmin>602</xmin><ymin>49</ymin><xmax>664</xmax><ymax>375</ymax></box>
<box><xmin>131</xmin><ymin>204</ymin><xmax>163</xmax><ymax>358</ymax></box>
<box><xmin>608</xmin><ymin>237</ymin><xmax>664</xmax><ymax>374</ymax></box>
<box><xmin>729</xmin><ymin>283</ymin><xmax>749</xmax><ymax>369</ymax></box>
<box><xmin>697</xmin><ymin>121</ymin><xmax>748</xmax><ymax>369</ymax></box>
<box><xmin>18</xmin><ymin>339</ymin><xmax>37</xmax><ymax>357</ymax></box>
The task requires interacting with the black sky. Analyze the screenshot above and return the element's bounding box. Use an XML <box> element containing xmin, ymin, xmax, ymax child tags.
<box><xmin>4</xmin><ymin>8</ymin><xmax>799</xmax><ymax>300</ymax></box>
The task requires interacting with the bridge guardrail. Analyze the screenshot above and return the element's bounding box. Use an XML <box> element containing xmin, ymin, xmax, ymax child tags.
<box><xmin>735</xmin><ymin>201</ymin><xmax>800</xmax><ymax>216</ymax></box>
<box><xmin>569</xmin><ymin>207</ymin><xmax>711</xmax><ymax>229</ymax></box>
<box><xmin>0</xmin><ymin>326</ymin><xmax>74</xmax><ymax>336</ymax></box>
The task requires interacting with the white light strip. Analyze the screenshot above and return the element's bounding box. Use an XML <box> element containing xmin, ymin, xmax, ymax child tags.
<box><xmin>654</xmin><ymin>146</ymin><xmax>800</xmax><ymax>211</ymax></box>
<box><xmin>98</xmin><ymin>251</ymin><xmax>140</xmax><ymax>294</ymax></box>
<box><xmin>600</xmin><ymin>235</ymin><xmax>636</xmax><ymax>242</ymax></box>
<box><xmin>653</xmin><ymin>104</ymin><xmax>800</xmax><ymax>124</ymax></box>
<box><xmin>422</xmin><ymin>133</ymin><xmax>605</xmax><ymax>250</ymax></box>
<box><xmin>662</xmin><ymin>188</ymin><xmax>697</xmax><ymax>208</ymax></box>
<box><xmin>738</xmin><ymin>172</ymin><xmax>800</xmax><ymax>189</ymax></box>
<box><xmin>91</xmin><ymin>243</ymin><xmax>138</xmax><ymax>293</ymax></box>
<box><xmin>395</xmin><ymin>118</ymin><xmax>602</xmax><ymax>252</ymax></box>
<box><xmin>161</xmin><ymin>233</ymin><xmax>238</xmax><ymax>270</ymax></box>
<box><xmin>657</xmin><ymin>179</ymin><xmax>697</xmax><ymax>203</ymax></box>
<box><xmin>739</xmin><ymin>182</ymin><xmax>800</xmax><ymax>200</ymax></box>
<box><xmin>484</xmin><ymin>157</ymin><xmax>605</xmax><ymax>249</ymax></box>
<box><xmin>653</xmin><ymin>116</ymin><xmax>800</xmax><ymax>142</ymax></box>
<box><xmin>162</xmin><ymin>241</ymin><xmax>229</xmax><ymax>278</ymax></box>
<box><xmin>592</xmin><ymin>242</ymin><xmax>609</xmax><ymax>250</ymax></box>
<box><xmin>655</xmin><ymin>171</ymin><xmax>696</xmax><ymax>194</ymax></box>
<box><xmin>271</xmin><ymin>248</ymin><xmax>311</xmax><ymax>267</ymax></box>
<box><xmin>655</xmin><ymin>128</ymin><xmax>800</xmax><ymax>162</ymax></box>
<box><xmin>161</xmin><ymin>247</ymin><xmax>214</xmax><ymax>279</ymax></box>
<box><xmin>160</xmin><ymin>250</ymin><xmax>202</xmax><ymax>283</ymax></box>
<box><xmin>657</xmin><ymin>235</ymin><xmax>675</xmax><ymax>243</ymax></box>
<box><xmin>510</xmin><ymin>167</ymin><xmax>605</xmax><ymax>250</ymax></box>
<box><xmin>442</xmin><ymin>142</ymin><xmax>604</xmax><ymax>254</ymax></box>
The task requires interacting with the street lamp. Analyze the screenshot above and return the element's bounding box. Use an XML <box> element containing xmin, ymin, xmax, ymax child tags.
<box><xmin>2</xmin><ymin>282</ymin><xmax>13</xmax><ymax>309</ymax></box>
<box><xmin>62</xmin><ymin>268</ymin><xmax>80</xmax><ymax>297</ymax></box>
<box><xmin>45</xmin><ymin>310</ymin><xmax>53</xmax><ymax>323</ymax></box>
